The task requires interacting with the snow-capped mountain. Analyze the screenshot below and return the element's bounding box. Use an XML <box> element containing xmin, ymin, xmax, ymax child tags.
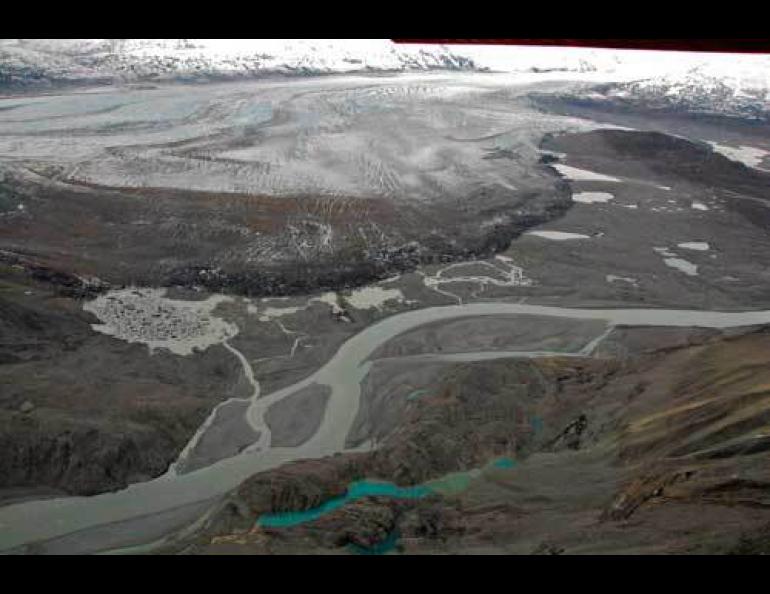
<box><xmin>0</xmin><ymin>39</ymin><xmax>479</xmax><ymax>89</ymax></box>
<box><xmin>563</xmin><ymin>55</ymin><xmax>770</xmax><ymax>121</ymax></box>
<box><xmin>0</xmin><ymin>39</ymin><xmax>713</xmax><ymax>89</ymax></box>
<box><xmin>2</xmin><ymin>39</ymin><xmax>770</xmax><ymax>122</ymax></box>
<box><xmin>0</xmin><ymin>39</ymin><xmax>663</xmax><ymax>89</ymax></box>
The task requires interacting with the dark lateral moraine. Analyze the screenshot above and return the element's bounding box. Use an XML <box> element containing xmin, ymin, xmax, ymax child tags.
<box><xmin>541</xmin><ymin>128</ymin><xmax>770</xmax><ymax>226</ymax></box>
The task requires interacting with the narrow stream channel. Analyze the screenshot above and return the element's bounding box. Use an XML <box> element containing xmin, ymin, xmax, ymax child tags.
<box><xmin>2</xmin><ymin>302</ymin><xmax>770</xmax><ymax>553</ymax></box>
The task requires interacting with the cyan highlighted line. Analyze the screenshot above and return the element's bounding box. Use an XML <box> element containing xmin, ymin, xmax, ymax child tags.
<box><xmin>406</xmin><ymin>388</ymin><xmax>430</xmax><ymax>401</ymax></box>
<box><xmin>256</xmin><ymin>457</ymin><xmax>518</xmax><ymax>529</ymax></box>
<box><xmin>491</xmin><ymin>457</ymin><xmax>517</xmax><ymax>469</ymax></box>
<box><xmin>347</xmin><ymin>529</ymin><xmax>402</xmax><ymax>555</ymax></box>
<box><xmin>257</xmin><ymin>480</ymin><xmax>432</xmax><ymax>528</ymax></box>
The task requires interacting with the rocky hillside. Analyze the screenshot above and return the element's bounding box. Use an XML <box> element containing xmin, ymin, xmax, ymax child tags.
<box><xmin>0</xmin><ymin>264</ymin><xmax>248</xmax><ymax>498</ymax></box>
<box><xmin>173</xmin><ymin>324</ymin><xmax>770</xmax><ymax>555</ymax></box>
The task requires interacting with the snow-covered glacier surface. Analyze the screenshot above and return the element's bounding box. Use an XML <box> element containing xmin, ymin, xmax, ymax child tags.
<box><xmin>0</xmin><ymin>39</ymin><xmax>766</xmax><ymax>88</ymax></box>
<box><xmin>0</xmin><ymin>39</ymin><xmax>479</xmax><ymax>88</ymax></box>
<box><xmin>3</xmin><ymin>39</ymin><xmax>770</xmax><ymax>123</ymax></box>
<box><xmin>0</xmin><ymin>73</ymin><xmax>606</xmax><ymax>197</ymax></box>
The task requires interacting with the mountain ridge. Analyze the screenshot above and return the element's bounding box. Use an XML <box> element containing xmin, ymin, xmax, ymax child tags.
<box><xmin>3</xmin><ymin>40</ymin><xmax>770</xmax><ymax>122</ymax></box>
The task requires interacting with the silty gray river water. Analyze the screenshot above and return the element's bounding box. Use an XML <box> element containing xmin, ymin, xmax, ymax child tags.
<box><xmin>3</xmin><ymin>301</ymin><xmax>770</xmax><ymax>553</ymax></box>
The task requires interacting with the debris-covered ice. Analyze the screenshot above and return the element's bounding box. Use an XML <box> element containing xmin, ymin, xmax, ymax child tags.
<box><xmin>84</xmin><ymin>288</ymin><xmax>236</xmax><ymax>355</ymax></box>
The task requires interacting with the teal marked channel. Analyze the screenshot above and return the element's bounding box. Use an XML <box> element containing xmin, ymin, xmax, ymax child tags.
<box><xmin>256</xmin><ymin>480</ymin><xmax>432</xmax><ymax>528</ymax></box>
<box><xmin>256</xmin><ymin>457</ymin><xmax>518</xmax><ymax>530</ymax></box>
<box><xmin>492</xmin><ymin>457</ymin><xmax>517</xmax><ymax>469</ymax></box>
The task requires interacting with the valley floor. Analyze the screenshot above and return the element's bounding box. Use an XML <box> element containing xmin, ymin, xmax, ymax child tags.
<box><xmin>2</xmin><ymin>74</ymin><xmax>770</xmax><ymax>554</ymax></box>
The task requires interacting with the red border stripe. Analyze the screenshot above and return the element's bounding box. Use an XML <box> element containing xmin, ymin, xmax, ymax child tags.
<box><xmin>392</xmin><ymin>39</ymin><xmax>770</xmax><ymax>54</ymax></box>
